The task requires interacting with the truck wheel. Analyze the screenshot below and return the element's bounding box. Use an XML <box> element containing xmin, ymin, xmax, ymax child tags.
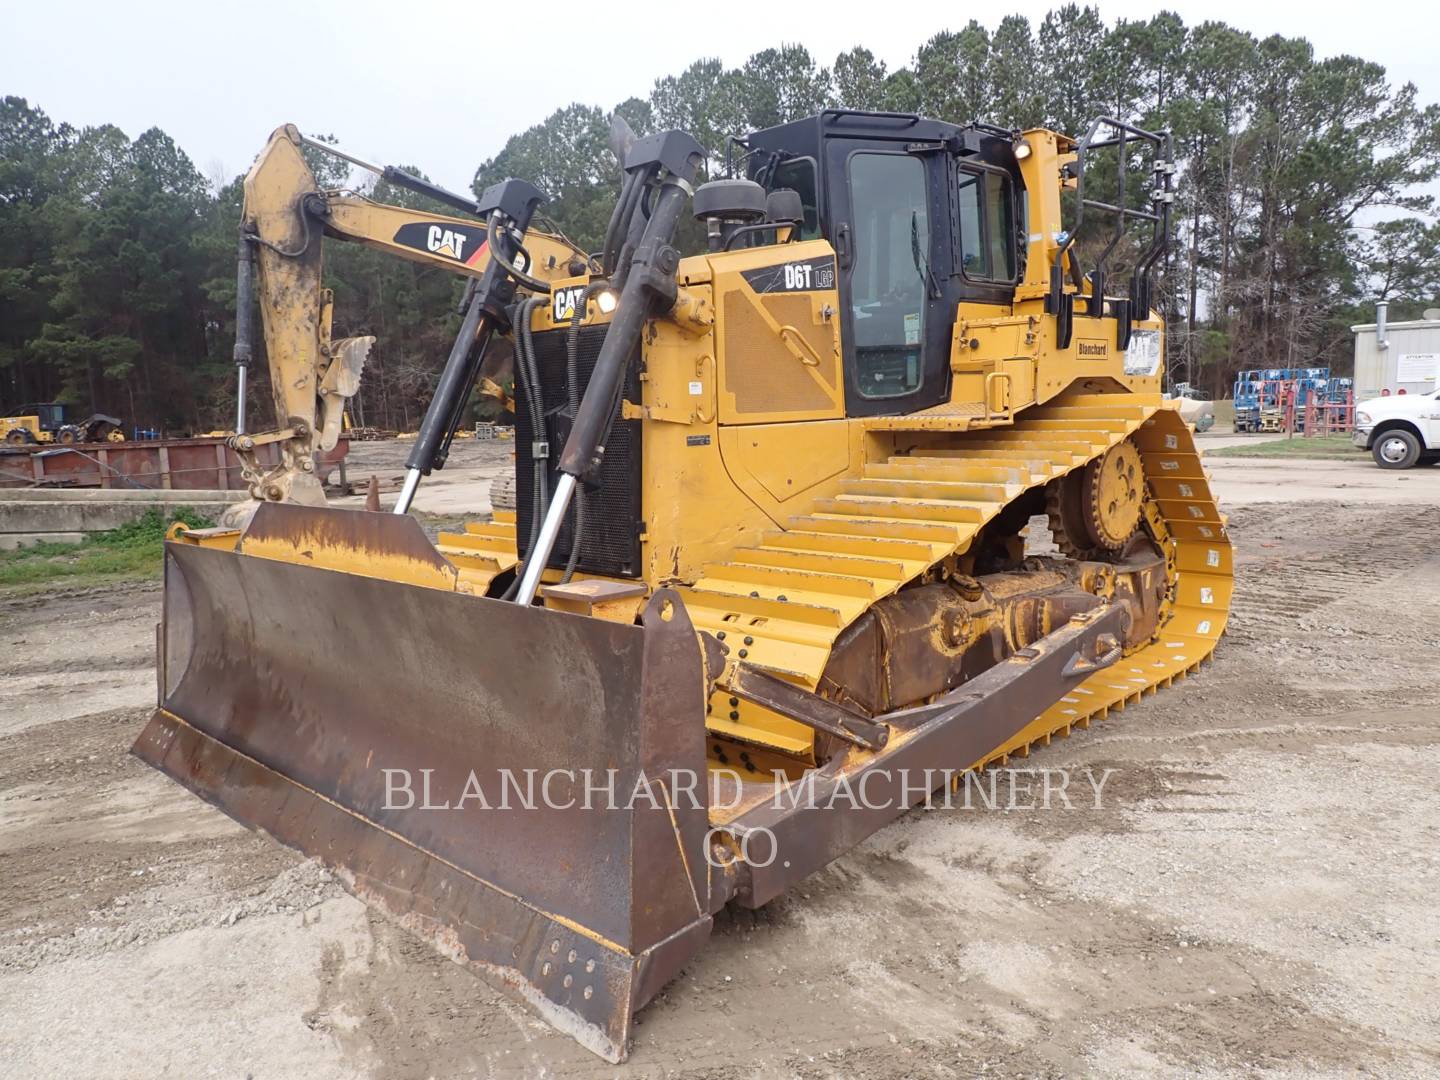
<box><xmin>5</xmin><ymin>428</ymin><xmax>34</xmax><ymax>445</ymax></box>
<box><xmin>1372</xmin><ymin>429</ymin><xmax>1421</xmax><ymax>469</ymax></box>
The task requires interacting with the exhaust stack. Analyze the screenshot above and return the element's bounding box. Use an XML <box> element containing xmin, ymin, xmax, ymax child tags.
<box><xmin>1376</xmin><ymin>300</ymin><xmax>1389</xmax><ymax>351</ymax></box>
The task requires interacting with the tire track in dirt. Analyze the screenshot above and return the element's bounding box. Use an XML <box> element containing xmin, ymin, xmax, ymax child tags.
<box><xmin>1225</xmin><ymin>505</ymin><xmax>1440</xmax><ymax>641</ymax></box>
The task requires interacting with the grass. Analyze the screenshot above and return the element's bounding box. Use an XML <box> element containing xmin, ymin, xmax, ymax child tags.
<box><xmin>1208</xmin><ymin>434</ymin><xmax>1363</xmax><ymax>460</ymax></box>
<box><xmin>0</xmin><ymin>506</ymin><xmax>215</xmax><ymax>594</ymax></box>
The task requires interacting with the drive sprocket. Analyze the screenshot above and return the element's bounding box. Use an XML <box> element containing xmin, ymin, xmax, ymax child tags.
<box><xmin>1046</xmin><ymin>439</ymin><xmax>1145</xmax><ymax>559</ymax></box>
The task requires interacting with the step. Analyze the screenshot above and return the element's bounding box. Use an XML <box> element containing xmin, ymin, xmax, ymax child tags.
<box><xmin>699</xmin><ymin>560</ymin><xmax>882</xmax><ymax>599</ymax></box>
<box><xmin>867</xmin><ymin>459</ymin><xmax>1032</xmax><ymax>485</ymax></box>
<box><xmin>794</xmin><ymin>514</ymin><xmax>974</xmax><ymax>546</ymax></box>
<box><xmin>840</xmin><ymin>476</ymin><xmax>1018</xmax><ymax>503</ymax></box>
<box><xmin>815</xmin><ymin>496</ymin><xmax>989</xmax><ymax>524</ymax></box>
<box><xmin>763</xmin><ymin>529</ymin><xmax>943</xmax><ymax>563</ymax></box>
<box><xmin>734</xmin><ymin>545</ymin><xmax>913</xmax><ymax>582</ymax></box>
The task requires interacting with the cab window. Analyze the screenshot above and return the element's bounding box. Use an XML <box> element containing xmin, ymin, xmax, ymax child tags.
<box><xmin>847</xmin><ymin>152</ymin><xmax>929</xmax><ymax>399</ymax></box>
<box><xmin>956</xmin><ymin>167</ymin><xmax>1016</xmax><ymax>282</ymax></box>
<box><xmin>957</xmin><ymin>172</ymin><xmax>983</xmax><ymax>275</ymax></box>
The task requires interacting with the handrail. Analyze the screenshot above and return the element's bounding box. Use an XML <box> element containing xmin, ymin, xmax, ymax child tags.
<box><xmin>1049</xmin><ymin>116</ymin><xmax>1174</xmax><ymax>345</ymax></box>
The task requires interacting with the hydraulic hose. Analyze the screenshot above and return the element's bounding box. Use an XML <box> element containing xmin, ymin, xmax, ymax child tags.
<box><xmin>515</xmin><ymin>296</ymin><xmax>549</xmax><ymax>552</ymax></box>
<box><xmin>601</xmin><ymin>170</ymin><xmax>639</xmax><ymax>277</ymax></box>
<box><xmin>500</xmin><ymin>295</ymin><xmax>553</xmax><ymax>601</ymax></box>
<box><xmin>560</xmin><ymin>179</ymin><xmax>687</xmax><ymax>481</ymax></box>
<box><xmin>560</xmin><ymin>280</ymin><xmax>610</xmax><ymax>583</ymax></box>
<box><xmin>487</xmin><ymin>212</ymin><xmax>552</xmax><ymax>295</ymax></box>
<box><xmin>610</xmin><ymin>165</ymin><xmax>659</xmax><ymax>293</ymax></box>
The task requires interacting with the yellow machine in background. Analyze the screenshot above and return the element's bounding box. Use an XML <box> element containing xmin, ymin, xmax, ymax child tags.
<box><xmin>213</xmin><ymin>123</ymin><xmax>585</xmax><ymax>504</ymax></box>
<box><xmin>3</xmin><ymin>402</ymin><xmax>125</xmax><ymax>444</ymax></box>
<box><xmin>134</xmin><ymin>112</ymin><xmax>1231</xmax><ymax>1062</ymax></box>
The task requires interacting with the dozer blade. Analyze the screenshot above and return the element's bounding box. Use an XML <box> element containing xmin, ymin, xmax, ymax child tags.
<box><xmin>132</xmin><ymin>504</ymin><xmax>717</xmax><ymax>1062</ymax></box>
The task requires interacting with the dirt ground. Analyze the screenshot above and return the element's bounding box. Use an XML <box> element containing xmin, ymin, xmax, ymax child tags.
<box><xmin>3</xmin><ymin>449</ymin><xmax>1439</xmax><ymax>1078</ymax></box>
<box><xmin>334</xmin><ymin>437</ymin><xmax>515</xmax><ymax>514</ymax></box>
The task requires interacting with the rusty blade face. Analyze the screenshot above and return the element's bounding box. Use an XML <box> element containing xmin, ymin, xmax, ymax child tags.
<box><xmin>133</xmin><ymin>511</ymin><xmax>714</xmax><ymax>1062</ymax></box>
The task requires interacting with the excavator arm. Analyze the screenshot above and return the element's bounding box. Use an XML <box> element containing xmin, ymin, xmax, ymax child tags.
<box><xmin>231</xmin><ymin>124</ymin><xmax>581</xmax><ymax>503</ymax></box>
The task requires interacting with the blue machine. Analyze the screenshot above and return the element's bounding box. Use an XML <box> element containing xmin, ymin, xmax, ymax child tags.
<box><xmin>1232</xmin><ymin>367</ymin><xmax>1333</xmax><ymax>432</ymax></box>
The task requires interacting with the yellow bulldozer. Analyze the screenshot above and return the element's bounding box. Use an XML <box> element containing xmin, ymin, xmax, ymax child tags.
<box><xmin>133</xmin><ymin>112</ymin><xmax>1231</xmax><ymax>1062</ymax></box>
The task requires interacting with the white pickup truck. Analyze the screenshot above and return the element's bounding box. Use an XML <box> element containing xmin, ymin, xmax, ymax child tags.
<box><xmin>1353</xmin><ymin>386</ymin><xmax>1440</xmax><ymax>468</ymax></box>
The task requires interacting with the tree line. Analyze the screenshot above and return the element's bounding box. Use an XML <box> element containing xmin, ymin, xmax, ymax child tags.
<box><xmin>3</xmin><ymin>6</ymin><xmax>1438</xmax><ymax>433</ymax></box>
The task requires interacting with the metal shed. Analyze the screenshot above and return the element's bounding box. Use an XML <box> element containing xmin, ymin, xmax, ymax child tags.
<box><xmin>1351</xmin><ymin>303</ymin><xmax>1440</xmax><ymax>398</ymax></box>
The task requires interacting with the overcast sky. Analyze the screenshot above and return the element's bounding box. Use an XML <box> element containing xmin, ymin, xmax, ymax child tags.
<box><xmin>4</xmin><ymin>0</ymin><xmax>1436</xmax><ymax>194</ymax></box>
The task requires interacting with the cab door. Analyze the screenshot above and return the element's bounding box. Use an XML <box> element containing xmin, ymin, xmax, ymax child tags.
<box><xmin>823</xmin><ymin>139</ymin><xmax>951</xmax><ymax>417</ymax></box>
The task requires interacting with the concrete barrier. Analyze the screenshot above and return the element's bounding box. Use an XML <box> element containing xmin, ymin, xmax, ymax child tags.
<box><xmin>0</xmin><ymin>489</ymin><xmax>247</xmax><ymax>550</ymax></box>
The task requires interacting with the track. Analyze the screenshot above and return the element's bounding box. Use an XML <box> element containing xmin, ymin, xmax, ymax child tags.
<box><xmin>680</xmin><ymin>393</ymin><xmax>1231</xmax><ymax>765</ymax></box>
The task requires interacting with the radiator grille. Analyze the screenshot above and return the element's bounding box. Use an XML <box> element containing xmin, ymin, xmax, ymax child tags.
<box><xmin>512</xmin><ymin>324</ymin><xmax>643</xmax><ymax>578</ymax></box>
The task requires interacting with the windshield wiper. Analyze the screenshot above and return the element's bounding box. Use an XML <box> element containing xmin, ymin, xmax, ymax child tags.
<box><xmin>911</xmin><ymin>210</ymin><xmax>941</xmax><ymax>300</ymax></box>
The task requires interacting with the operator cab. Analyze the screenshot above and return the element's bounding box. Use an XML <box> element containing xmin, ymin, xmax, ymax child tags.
<box><xmin>744</xmin><ymin>110</ymin><xmax>1024</xmax><ymax>417</ymax></box>
<box><xmin>6</xmin><ymin>403</ymin><xmax>65</xmax><ymax>429</ymax></box>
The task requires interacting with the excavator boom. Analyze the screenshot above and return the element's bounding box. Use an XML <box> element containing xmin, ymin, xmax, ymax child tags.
<box><xmin>228</xmin><ymin>124</ymin><xmax>583</xmax><ymax>504</ymax></box>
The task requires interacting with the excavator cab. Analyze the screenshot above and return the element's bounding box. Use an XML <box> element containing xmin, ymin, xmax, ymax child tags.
<box><xmin>134</xmin><ymin>112</ymin><xmax>1227</xmax><ymax>1062</ymax></box>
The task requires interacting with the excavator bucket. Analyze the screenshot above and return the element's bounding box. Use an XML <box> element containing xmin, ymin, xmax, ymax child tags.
<box><xmin>131</xmin><ymin>504</ymin><xmax>718</xmax><ymax>1062</ymax></box>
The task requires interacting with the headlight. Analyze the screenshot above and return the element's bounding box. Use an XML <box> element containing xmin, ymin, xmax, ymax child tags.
<box><xmin>1356</xmin><ymin>411</ymin><xmax>1371</xmax><ymax>425</ymax></box>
